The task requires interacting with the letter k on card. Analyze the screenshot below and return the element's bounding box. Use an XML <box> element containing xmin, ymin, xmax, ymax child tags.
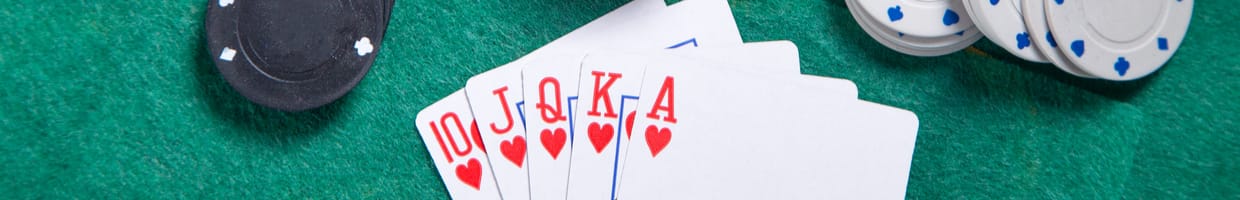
<box><xmin>566</xmin><ymin>52</ymin><xmax>651</xmax><ymax>200</ymax></box>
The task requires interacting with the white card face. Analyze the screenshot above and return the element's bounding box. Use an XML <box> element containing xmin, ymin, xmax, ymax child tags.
<box><xmin>464</xmin><ymin>66</ymin><xmax>531</xmax><ymax>200</ymax></box>
<box><xmin>415</xmin><ymin>91</ymin><xmax>501</xmax><ymax>200</ymax></box>
<box><xmin>520</xmin><ymin>55</ymin><xmax>587</xmax><ymax>200</ymax></box>
<box><xmin>617</xmin><ymin>62</ymin><xmax>920</xmax><ymax>199</ymax></box>
<box><xmin>566</xmin><ymin>52</ymin><xmax>651</xmax><ymax>200</ymax></box>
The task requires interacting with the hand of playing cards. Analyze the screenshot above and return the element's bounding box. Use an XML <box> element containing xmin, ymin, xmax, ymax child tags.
<box><xmin>415</xmin><ymin>1</ymin><xmax>921</xmax><ymax>199</ymax></box>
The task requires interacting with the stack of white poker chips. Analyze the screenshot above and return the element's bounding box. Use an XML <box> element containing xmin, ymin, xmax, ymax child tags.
<box><xmin>847</xmin><ymin>0</ymin><xmax>1195</xmax><ymax>81</ymax></box>
<box><xmin>846</xmin><ymin>0</ymin><xmax>983</xmax><ymax>57</ymax></box>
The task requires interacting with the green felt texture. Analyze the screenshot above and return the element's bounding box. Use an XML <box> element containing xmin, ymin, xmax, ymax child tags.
<box><xmin>1</xmin><ymin>0</ymin><xmax>1236</xmax><ymax>198</ymax></box>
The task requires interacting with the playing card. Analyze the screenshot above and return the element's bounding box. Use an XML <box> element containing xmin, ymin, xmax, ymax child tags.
<box><xmin>519</xmin><ymin>54</ymin><xmax>585</xmax><ymax>200</ymax></box>
<box><xmin>463</xmin><ymin>65</ymin><xmax>532</xmax><ymax>200</ymax></box>
<box><xmin>608</xmin><ymin>53</ymin><xmax>861</xmax><ymax>196</ymax></box>
<box><xmin>565</xmin><ymin>52</ymin><xmax>651</xmax><ymax>200</ymax></box>
<box><xmin>616</xmin><ymin>60</ymin><xmax>920</xmax><ymax>199</ymax></box>
<box><xmin>415</xmin><ymin>91</ymin><xmax>501</xmax><ymax>200</ymax></box>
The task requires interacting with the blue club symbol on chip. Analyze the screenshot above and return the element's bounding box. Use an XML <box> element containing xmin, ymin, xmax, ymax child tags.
<box><xmin>1016</xmin><ymin>32</ymin><xmax>1031</xmax><ymax>50</ymax></box>
<box><xmin>887</xmin><ymin>6</ymin><xmax>904</xmax><ymax>22</ymax></box>
<box><xmin>942</xmin><ymin>9</ymin><xmax>959</xmax><ymax>26</ymax></box>
<box><xmin>1114</xmin><ymin>57</ymin><xmax>1130</xmax><ymax>76</ymax></box>
<box><xmin>1071</xmin><ymin>40</ymin><xmax>1086</xmax><ymax>57</ymax></box>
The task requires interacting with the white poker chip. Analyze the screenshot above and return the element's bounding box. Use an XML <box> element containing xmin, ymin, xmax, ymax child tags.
<box><xmin>1045</xmin><ymin>0</ymin><xmax>1194</xmax><ymax>81</ymax></box>
<box><xmin>848</xmin><ymin>0</ymin><xmax>982</xmax><ymax>56</ymax></box>
<box><xmin>856</xmin><ymin>0</ymin><xmax>975</xmax><ymax>38</ymax></box>
<box><xmin>964</xmin><ymin>0</ymin><xmax>1048</xmax><ymax>63</ymax></box>
<box><xmin>1022</xmin><ymin>0</ymin><xmax>1095</xmax><ymax>78</ymax></box>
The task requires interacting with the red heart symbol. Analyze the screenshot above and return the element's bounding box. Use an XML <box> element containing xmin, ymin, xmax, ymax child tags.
<box><xmin>500</xmin><ymin>136</ymin><xmax>526</xmax><ymax>168</ymax></box>
<box><xmin>540</xmin><ymin>128</ymin><xmax>567</xmax><ymax>159</ymax></box>
<box><xmin>587</xmin><ymin>122</ymin><xmax>615</xmax><ymax>153</ymax></box>
<box><xmin>645</xmin><ymin>125</ymin><xmax>672</xmax><ymax>157</ymax></box>
<box><xmin>455</xmin><ymin>158</ymin><xmax>483</xmax><ymax>190</ymax></box>
<box><xmin>625</xmin><ymin>111</ymin><xmax>637</xmax><ymax>140</ymax></box>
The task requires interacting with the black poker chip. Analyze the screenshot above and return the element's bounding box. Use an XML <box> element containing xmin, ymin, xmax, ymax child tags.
<box><xmin>206</xmin><ymin>0</ymin><xmax>394</xmax><ymax>111</ymax></box>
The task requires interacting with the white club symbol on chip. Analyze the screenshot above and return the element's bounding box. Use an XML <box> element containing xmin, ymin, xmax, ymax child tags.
<box><xmin>219</xmin><ymin>47</ymin><xmax>237</xmax><ymax>61</ymax></box>
<box><xmin>354</xmin><ymin>37</ymin><xmax>374</xmax><ymax>56</ymax></box>
<box><xmin>219</xmin><ymin>0</ymin><xmax>233</xmax><ymax>7</ymax></box>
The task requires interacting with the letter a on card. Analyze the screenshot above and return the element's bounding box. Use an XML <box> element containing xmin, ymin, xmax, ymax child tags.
<box><xmin>643</xmin><ymin>76</ymin><xmax>676</xmax><ymax>157</ymax></box>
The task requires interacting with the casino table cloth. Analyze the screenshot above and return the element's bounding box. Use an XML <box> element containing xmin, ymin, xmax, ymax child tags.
<box><xmin>1</xmin><ymin>0</ymin><xmax>1237</xmax><ymax>198</ymax></box>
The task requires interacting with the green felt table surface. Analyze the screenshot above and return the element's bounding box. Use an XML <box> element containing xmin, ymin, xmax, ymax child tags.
<box><xmin>2</xmin><ymin>0</ymin><xmax>1237</xmax><ymax>198</ymax></box>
